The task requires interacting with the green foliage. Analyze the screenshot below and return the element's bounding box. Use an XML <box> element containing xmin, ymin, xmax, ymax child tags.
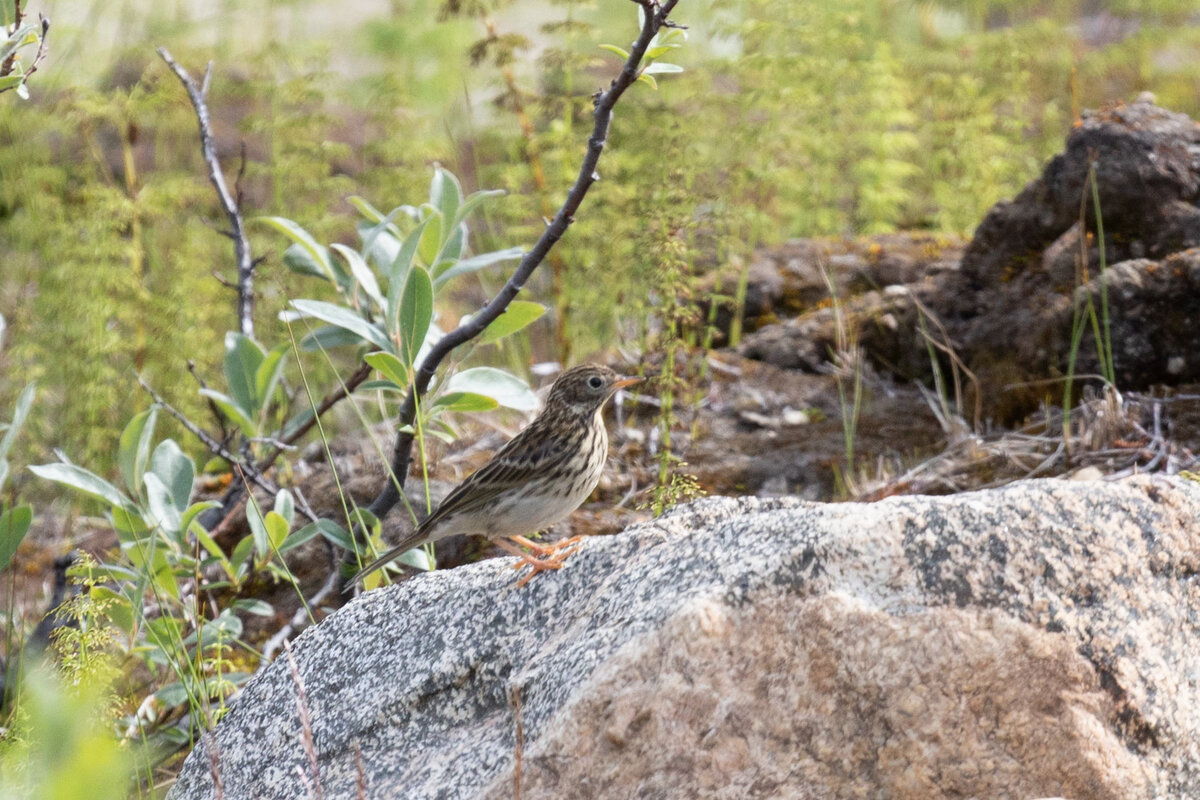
<box><xmin>6</xmin><ymin>1</ymin><xmax>1199</xmax><ymax>466</ymax></box>
<box><xmin>0</xmin><ymin>317</ymin><xmax>34</xmax><ymax>568</ymax></box>
<box><xmin>0</xmin><ymin>664</ymin><xmax>133</xmax><ymax>800</ymax></box>
<box><xmin>0</xmin><ymin>8</ymin><xmax>46</xmax><ymax>100</ymax></box>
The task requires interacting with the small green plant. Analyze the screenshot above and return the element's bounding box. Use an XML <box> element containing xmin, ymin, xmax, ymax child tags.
<box><xmin>1063</xmin><ymin>160</ymin><xmax>1117</xmax><ymax>450</ymax></box>
<box><xmin>823</xmin><ymin>269</ymin><xmax>863</xmax><ymax>493</ymax></box>
<box><xmin>641</xmin><ymin>198</ymin><xmax>706</xmax><ymax>517</ymax></box>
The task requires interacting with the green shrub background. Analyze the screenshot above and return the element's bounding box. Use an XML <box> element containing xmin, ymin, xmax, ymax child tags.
<box><xmin>3</xmin><ymin>0</ymin><xmax>1199</xmax><ymax>477</ymax></box>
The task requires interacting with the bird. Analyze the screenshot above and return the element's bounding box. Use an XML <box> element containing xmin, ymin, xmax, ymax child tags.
<box><xmin>351</xmin><ymin>363</ymin><xmax>641</xmax><ymax>588</ymax></box>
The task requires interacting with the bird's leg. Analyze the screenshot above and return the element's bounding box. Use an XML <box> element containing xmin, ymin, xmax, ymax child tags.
<box><xmin>509</xmin><ymin>534</ymin><xmax>583</xmax><ymax>557</ymax></box>
<box><xmin>493</xmin><ymin>536</ymin><xmax>584</xmax><ymax>588</ymax></box>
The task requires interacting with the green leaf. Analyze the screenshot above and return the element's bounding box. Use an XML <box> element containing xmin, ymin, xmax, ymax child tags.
<box><xmin>446</xmin><ymin>367</ymin><xmax>539</xmax><ymax>412</ymax></box>
<box><xmin>29</xmin><ymin>463</ymin><xmax>131</xmax><ymax>509</ymax></box>
<box><xmin>347</xmin><ymin>195</ymin><xmax>388</xmax><ymax>225</ymax></box>
<box><xmin>256</xmin><ymin>217</ymin><xmax>335</xmax><ymax>283</ymax></box>
<box><xmin>364</xmin><ymin>351</ymin><xmax>409</xmax><ymax>387</ymax></box>
<box><xmin>430</xmin><ymin>167</ymin><xmax>463</xmax><ymax>231</ymax></box>
<box><xmin>430</xmin><ymin>391</ymin><xmax>500</xmax><ymax>414</ymax></box>
<box><xmin>311</xmin><ymin>519</ymin><xmax>355</xmax><ymax>551</ymax></box>
<box><xmin>246</xmin><ymin>500</ymin><xmax>269</xmax><ymax>558</ymax></box>
<box><xmin>331</xmin><ymin>243</ymin><xmax>384</xmax><ymax>309</ymax></box>
<box><xmin>387</xmin><ymin>216</ymin><xmax>433</xmax><ymax>333</ymax></box>
<box><xmin>279</xmin><ymin>520</ymin><xmax>322</xmax><ymax>554</ymax></box>
<box><xmin>644</xmin><ymin>62</ymin><xmax>684</xmax><ymax>74</ymax></box>
<box><xmin>398</xmin><ymin>266</ymin><xmax>434</xmax><ymax>366</ymax></box>
<box><xmin>224</xmin><ymin>333</ymin><xmax>265</xmax><ymax>415</ymax></box>
<box><xmin>0</xmin><ymin>381</ymin><xmax>34</xmax><ymax>463</ymax></box>
<box><xmin>451</xmin><ymin>189</ymin><xmax>506</xmax><ymax>228</ymax></box>
<box><xmin>155</xmin><ymin>682</ymin><xmax>190</xmax><ymax>709</ymax></box>
<box><xmin>435</xmin><ymin>222</ymin><xmax>467</xmax><ymax>269</ymax></box>
<box><xmin>180</xmin><ymin>501</ymin><xmax>220</xmax><ymax>540</ymax></box>
<box><xmin>149</xmin><ymin>440</ymin><xmax>195</xmax><ymax>513</ymax></box>
<box><xmin>195</xmin><ymin>523</ymin><xmax>234</xmax><ymax>579</ymax></box>
<box><xmin>359</xmin><ymin>380</ymin><xmax>405</xmax><ymax>393</ymax></box>
<box><xmin>395</xmin><ymin>546</ymin><xmax>433</xmax><ymax>571</ymax></box>
<box><xmin>0</xmin><ymin>504</ymin><xmax>32</xmax><ymax>570</ymax></box>
<box><xmin>0</xmin><ymin>75</ymin><xmax>22</xmax><ymax>92</ymax></box>
<box><xmin>274</xmin><ymin>489</ymin><xmax>295</xmax><ymax>526</ymax></box>
<box><xmin>0</xmin><ymin>24</ymin><xmax>37</xmax><ymax>64</ymax></box>
<box><xmin>477</xmin><ymin>301</ymin><xmax>546</xmax><ymax>345</ymax></box>
<box><xmin>232</xmin><ymin>598</ymin><xmax>274</xmax><ymax>617</ymax></box>
<box><xmin>282</xmin><ymin>243</ymin><xmax>331</xmax><ymax>280</ymax></box>
<box><xmin>231</xmin><ymin>535</ymin><xmax>256</xmax><ymax>576</ymax></box>
<box><xmin>198</xmin><ymin>389</ymin><xmax>256</xmax><ymax>436</ymax></box>
<box><xmin>599</xmin><ymin>43</ymin><xmax>630</xmax><ymax>59</ymax></box>
<box><xmin>288</xmin><ymin>299</ymin><xmax>392</xmax><ymax>351</ymax></box>
<box><xmin>433</xmin><ymin>247</ymin><xmax>524</xmax><ymax>289</ymax></box>
<box><xmin>144</xmin><ymin>473</ymin><xmax>182</xmax><ymax>534</ymax></box>
<box><xmin>298</xmin><ymin>325</ymin><xmax>368</xmax><ymax>352</ymax></box>
<box><xmin>91</xmin><ymin>585</ymin><xmax>135</xmax><ymax>635</ymax></box>
<box><xmin>254</xmin><ymin>344</ymin><xmax>288</xmax><ymax>412</ymax></box>
<box><xmin>265</xmin><ymin>511</ymin><xmax>289</xmax><ymax>553</ymax></box>
<box><xmin>359</xmin><ymin>224</ymin><xmax>400</xmax><ymax>272</ymax></box>
<box><xmin>637</xmin><ymin>72</ymin><xmax>659</xmax><ymax>90</ymax></box>
<box><xmin>118</xmin><ymin>406</ymin><xmax>158</xmax><ymax>497</ymax></box>
<box><xmin>417</xmin><ymin>210</ymin><xmax>443</xmax><ymax>268</ymax></box>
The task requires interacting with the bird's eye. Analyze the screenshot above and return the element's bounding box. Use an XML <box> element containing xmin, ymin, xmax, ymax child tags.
<box><xmin>587</xmin><ymin>375</ymin><xmax>604</xmax><ymax>390</ymax></box>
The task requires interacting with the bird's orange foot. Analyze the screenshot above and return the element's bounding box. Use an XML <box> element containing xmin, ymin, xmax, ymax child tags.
<box><xmin>495</xmin><ymin>536</ymin><xmax>584</xmax><ymax>587</ymax></box>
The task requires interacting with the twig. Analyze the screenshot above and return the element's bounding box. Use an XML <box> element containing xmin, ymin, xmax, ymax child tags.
<box><xmin>354</xmin><ymin>743</ymin><xmax>367</xmax><ymax>800</ymax></box>
<box><xmin>158</xmin><ymin>48</ymin><xmax>256</xmax><ymax>339</ymax></box>
<box><xmin>359</xmin><ymin>0</ymin><xmax>684</xmax><ymax>563</ymax></box>
<box><xmin>285</xmin><ymin>639</ymin><xmax>323</xmax><ymax>800</ymax></box>
<box><xmin>136</xmin><ymin>374</ymin><xmax>317</xmax><ymax>522</ymax></box>
<box><xmin>254</xmin><ymin>361</ymin><xmax>373</xmax><ymax>473</ymax></box>
<box><xmin>204</xmin><ymin>732</ymin><xmax>225</xmax><ymax>800</ymax></box>
<box><xmin>0</xmin><ymin>3</ymin><xmax>50</xmax><ymax>93</ymax></box>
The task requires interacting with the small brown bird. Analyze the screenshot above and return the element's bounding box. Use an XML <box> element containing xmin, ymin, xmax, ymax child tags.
<box><xmin>351</xmin><ymin>364</ymin><xmax>641</xmax><ymax>587</ymax></box>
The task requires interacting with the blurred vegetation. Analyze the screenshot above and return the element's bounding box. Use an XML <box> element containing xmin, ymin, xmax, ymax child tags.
<box><xmin>2</xmin><ymin>0</ymin><xmax>1199</xmax><ymax>477</ymax></box>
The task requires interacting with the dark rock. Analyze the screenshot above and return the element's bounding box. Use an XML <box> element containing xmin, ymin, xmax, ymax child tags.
<box><xmin>738</xmin><ymin>100</ymin><xmax>1200</xmax><ymax>422</ymax></box>
<box><xmin>963</xmin><ymin>99</ymin><xmax>1200</xmax><ymax>287</ymax></box>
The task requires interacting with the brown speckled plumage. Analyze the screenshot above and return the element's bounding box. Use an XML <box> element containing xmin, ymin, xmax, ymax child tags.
<box><xmin>351</xmin><ymin>364</ymin><xmax>639</xmax><ymax>586</ymax></box>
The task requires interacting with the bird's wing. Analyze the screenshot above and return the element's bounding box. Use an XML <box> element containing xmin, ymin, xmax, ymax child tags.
<box><xmin>417</xmin><ymin>419</ymin><xmax>575</xmax><ymax>531</ymax></box>
<box><xmin>349</xmin><ymin>419</ymin><xmax>574</xmax><ymax>587</ymax></box>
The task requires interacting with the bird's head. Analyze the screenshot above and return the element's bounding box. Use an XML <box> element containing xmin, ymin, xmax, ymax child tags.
<box><xmin>544</xmin><ymin>364</ymin><xmax>641</xmax><ymax>417</ymax></box>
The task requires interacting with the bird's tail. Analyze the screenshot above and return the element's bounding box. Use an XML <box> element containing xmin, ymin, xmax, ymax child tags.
<box><xmin>345</xmin><ymin>529</ymin><xmax>429</xmax><ymax>590</ymax></box>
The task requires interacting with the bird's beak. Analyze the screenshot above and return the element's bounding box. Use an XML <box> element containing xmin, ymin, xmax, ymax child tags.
<box><xmin>612</xmin><ymin>376</ymin><xmax>643</xmax><ymax>391</ymax></box>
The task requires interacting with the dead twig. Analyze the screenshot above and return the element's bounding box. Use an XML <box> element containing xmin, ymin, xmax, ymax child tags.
<box><xmin>285</xmin><ymin>639</ymin><xmax>322</xmax><ymax>800</ymax></box>
<box><xmin>157</xmin><ymin>48</ymin><xmax>256</xmax><ymax>340</ymax></box>
<box><xmin>136</xmin><ymin>375</ymin><xmax>317</xmax><ymax>523</ymax></box>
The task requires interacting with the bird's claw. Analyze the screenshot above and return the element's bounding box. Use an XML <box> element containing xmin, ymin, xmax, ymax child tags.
<box><xmin>508</xmin><ymin>537</ymin><xmax>584</xmax><ymax>587</ymax></box>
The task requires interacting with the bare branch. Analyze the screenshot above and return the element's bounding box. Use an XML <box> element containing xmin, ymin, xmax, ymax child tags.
<box><xmin>363</xmin><ymin>0</ymin><xmax>683</xmax><ymax>536</ymax></box>
<box><xmin>136</xmin><ymin>375</ymin><xmax>317</xmax><ymax>523</ymax></box>
<box><xmin>158</xmin><ymin>48</ymin><xmax>256</xmax><ymax>339</ymax></box>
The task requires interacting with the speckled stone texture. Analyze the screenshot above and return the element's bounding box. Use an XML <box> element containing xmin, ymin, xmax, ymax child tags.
<box><xmin>168</xmin><ymin>476</ymin><xmax>1200</xmax><ymax>800</ymax></box>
